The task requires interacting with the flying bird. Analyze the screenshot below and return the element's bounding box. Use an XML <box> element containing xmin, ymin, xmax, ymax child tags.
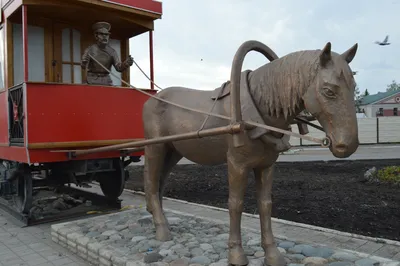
<box><xmin>375</xmin><ymin>35</ymin><xmax>390</xmax><ymax>46</ymax></box>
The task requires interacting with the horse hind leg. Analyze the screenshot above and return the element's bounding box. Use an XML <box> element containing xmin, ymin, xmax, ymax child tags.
<box><xmin>144</xmin><ymin>143</ymin><xmax>172</xmax><ymax>241</ymax></box>
<box><xmin>254</xmin><ymin>166</ymin><xmax>286</xmax><ymax>266</ymax></box>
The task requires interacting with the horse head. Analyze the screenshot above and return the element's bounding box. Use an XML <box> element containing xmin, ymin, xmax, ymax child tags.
<box><xmin>302</xmin><ymin>42</ymin><xmax>359</xmax><ymax>158</ymax></box>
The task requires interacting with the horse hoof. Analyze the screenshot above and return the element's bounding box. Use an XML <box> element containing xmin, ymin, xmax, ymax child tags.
<box><xmin>155</xmin><ymin>226</ymin><xmax>172</xmax><ymax>241</ymax></box>
<box><xmin>228</xmin><ymin>252</ymin><xmax>249</xmax><ymax>266</ymax></box>
<box><xmin>264</xmin><ymin>254</ymin><xmax>287</xmax><ymax>266</ymax></box>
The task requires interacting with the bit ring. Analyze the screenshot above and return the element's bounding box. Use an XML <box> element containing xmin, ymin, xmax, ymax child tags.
<box><xmin>321</xmin><ymin>137</ymin><xmax>331</xmax><ymax>148</ymax></box>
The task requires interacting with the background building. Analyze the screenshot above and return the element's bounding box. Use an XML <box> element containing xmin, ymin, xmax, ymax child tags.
<box><xmin>359</xmin><ymin>90</ymin><xmax>400</xmax><ymax>117</ymax></box>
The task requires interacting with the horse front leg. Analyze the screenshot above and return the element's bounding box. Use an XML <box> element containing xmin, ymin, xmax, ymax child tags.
<box><xmin>144</xmin><ymin>144</ymin><xmax>172</xmax><ymax>241</ymax></box>
<box><xmin>227</xmin><ymin>156</ymin><xmax>249</xmax><ymax>266</ymax></box>
<box><xmin>254</xmin><ymin>165</ymin><xmax>286</xmax><ymax>266</ymax></box>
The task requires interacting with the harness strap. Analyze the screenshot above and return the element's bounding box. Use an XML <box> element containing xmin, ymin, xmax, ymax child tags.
<box><xmin>87</xmin><ymin>54</ymin><xmax>330</xmax><ymax>147</ymax></box>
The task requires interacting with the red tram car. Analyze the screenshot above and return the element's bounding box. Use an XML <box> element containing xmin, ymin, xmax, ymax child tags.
<box><xmin>0</xmin><ymin>0</ymin><xmax>162</xmax><ymax>216</ymax></box>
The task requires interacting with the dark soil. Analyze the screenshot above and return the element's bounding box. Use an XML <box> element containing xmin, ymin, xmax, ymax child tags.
<box><xmin>125</xmin><ymin>159</ymin><xmax>400</xmax><ymax>241</ymax></box>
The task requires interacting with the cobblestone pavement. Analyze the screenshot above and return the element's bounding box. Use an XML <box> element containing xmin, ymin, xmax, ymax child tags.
<box><xmin>0</xmin><ymin>210</ymin><xmax>88</xmax><ymax>266</ymax></box>
<box><xmin>2</xmin><ymin>183</ymin><xmax>399</xmax><ymax>265</ymax></box>
<box><xmin>153</xmin><ymin>194</ymin><xmax>400</xmax><ymax>262</ymax></box>
<box><xmin>51</xmin><ymin>206</ymin><xmax>400</xmax><ymax>266</ymax></box>
<box><xmin>60</xmin><ymin>185</ymin><xmax>400</xmax><ymax>263</ymax></box>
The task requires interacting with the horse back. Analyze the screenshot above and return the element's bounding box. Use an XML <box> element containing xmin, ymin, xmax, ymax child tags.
<box><xmin>142</xmin><ymin>86</ymin><xmax>231</xmax><ymax>137</ymax></box>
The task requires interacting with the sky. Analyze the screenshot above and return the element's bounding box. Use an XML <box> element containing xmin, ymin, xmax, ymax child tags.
<box><xmin>128</xmin><ymin>0</ymin><xmax>400</xmax><ymax>95</ymax></box>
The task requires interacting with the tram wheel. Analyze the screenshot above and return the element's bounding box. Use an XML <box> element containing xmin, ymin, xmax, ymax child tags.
<box><xmin>98</xmin><ymin>158</ymin><xmax>126</xmax><ymax>201</ymax></box>
<box><xmin>13</xmin><ymin>169</ymin><xmax>33</xmax><ymax>214</ymax></box>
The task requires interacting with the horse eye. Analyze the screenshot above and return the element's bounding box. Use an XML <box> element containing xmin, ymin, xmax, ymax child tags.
<box><xmin>323</xmin><ymin>87</ymin><xmax>335</xmax><ymax>98</ymax></box>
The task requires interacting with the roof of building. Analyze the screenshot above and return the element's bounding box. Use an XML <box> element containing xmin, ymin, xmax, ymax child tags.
<box><xmin>360</xmin><ymin>90</ymin><xmax>400</xmax><ymax>105</ymax></box>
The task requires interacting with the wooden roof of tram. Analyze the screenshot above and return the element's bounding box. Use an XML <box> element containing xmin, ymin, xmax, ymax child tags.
<box><xmin>2</xmin><ymin>0</ymin><xmax>163</xmax><ymax>38</ymax></box>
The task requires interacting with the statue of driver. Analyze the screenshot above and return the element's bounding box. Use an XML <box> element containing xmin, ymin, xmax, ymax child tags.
<box><xmin>81</xmin><ymin>21</ymin><xmax>133</xmax><ymax>85</ymax></box>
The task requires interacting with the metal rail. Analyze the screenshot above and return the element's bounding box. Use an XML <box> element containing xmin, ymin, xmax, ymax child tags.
<box><xmin>0</xmin><ymin>186</ymin><xmax>121</xmax><ymax>226</ymax></box>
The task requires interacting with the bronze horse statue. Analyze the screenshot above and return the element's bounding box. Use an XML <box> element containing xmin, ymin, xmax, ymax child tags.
<box><xmin>141</xmin><ymin>41</ymin><xmax>359</xmax><ymax>266</ymax></box>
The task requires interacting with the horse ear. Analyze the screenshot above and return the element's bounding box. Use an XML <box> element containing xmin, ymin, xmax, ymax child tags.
<box><xmin>320</xmin><ymin>42</ymin><xmax>332</xmax><ymax>67</ymax></box>
<box><xmin>341</xmin><ymin>43</ymin><xmax>358</xmax><ymax>64</ymax></box>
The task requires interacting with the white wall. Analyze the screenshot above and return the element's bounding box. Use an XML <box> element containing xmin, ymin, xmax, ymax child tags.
<box><xmin>378</xmin><ymin>117</ymin><xmax>400</xmax><ymax>142</ymax></box>
<box><xmin>288</xmin><ymin>117</ymin><xmax>400</xmax><ymax>146</ymax></box>
<box><xmin>361</xmin><ymin>103</ymin><xmax>400</xmax><ymax>117</ymax></box>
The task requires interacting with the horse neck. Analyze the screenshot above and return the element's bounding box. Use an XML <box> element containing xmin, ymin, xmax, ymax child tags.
<box><xmin>246</xmin><ymin>51</ymin><xmax>318</xmax><ymax>130</ymax></box>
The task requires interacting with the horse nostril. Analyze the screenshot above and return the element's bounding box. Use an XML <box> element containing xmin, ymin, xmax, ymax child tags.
<box><xmin>335</xmin><ymin>143</ymin><xmax>348</xmax><ymax>151</ymax></box>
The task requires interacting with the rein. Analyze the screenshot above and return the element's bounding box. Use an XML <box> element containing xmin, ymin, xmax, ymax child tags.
<box><xmin>87</xmin><ymin>54</ymin><xmax>330</xmax><ymax>147</ymax></box>
<box><xmin>294</xmin><ymin>117</ymin><xmax>325</xmax><ymax>132</ymax></box>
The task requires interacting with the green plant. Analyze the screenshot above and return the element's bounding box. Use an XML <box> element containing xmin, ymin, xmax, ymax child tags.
<box><xmin>377</xmin><ymin>166</ymin><xmax>400</xmax><ymax>184</ymax></box>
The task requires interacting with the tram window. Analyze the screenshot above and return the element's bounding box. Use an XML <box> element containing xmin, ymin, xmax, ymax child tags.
<box><xmin>13</xmin><ymin>24</ymin><xmax>23</xmax><ymax>85</ymax></box>
<box><xmin>61</xmin><ymin>28</ymin><xmax>82</xmax><ymax>84</ymax></box>
<box><xmin>62</xmin><ymin>64</ymin><xmax>72</xmax><ymax>83</ymax></box>
<box><xmin>0</xmin><ymin>26</ymin><xmax>4</xmax><ymax>90</ymax></box>
<box><xmin>12</xmin><ymin>23</ymin><xmax>45</xmax><ymax>84</ymax></box>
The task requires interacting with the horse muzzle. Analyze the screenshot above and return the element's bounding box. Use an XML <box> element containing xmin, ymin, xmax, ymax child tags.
<box><xmin>327</xmin><ymin>134</ymin><xmax>359</xmax><ymax>158</ymax></box>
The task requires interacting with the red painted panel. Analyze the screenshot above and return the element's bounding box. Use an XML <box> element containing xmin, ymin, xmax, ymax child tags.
<box><xmin>0</xmin><ymin>146</ymin><xmax>28</xmax><ymax>162</ymax></box>
<box><xmin>100</xmin><ymin>0</ymin><xmax>162</xmax><ymax>14</ymax></box>
<box><xmin>26</xmin><ymin>83</ymin><xmax>156</xmax><ymax>145</ymax></box>
<box><xmin>0</xmin><ymin>91</ymin><xmax>8</xmax><ymax>144</ymax></box>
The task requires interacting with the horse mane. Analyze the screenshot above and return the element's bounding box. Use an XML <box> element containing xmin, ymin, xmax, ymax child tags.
<box><xmin>247</xmin><ymin>50</ymin><xmax>322</xmax><ymax>119</ymax></box>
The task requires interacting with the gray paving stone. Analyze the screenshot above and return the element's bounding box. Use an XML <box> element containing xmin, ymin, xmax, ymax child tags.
<box><xmin>24</xmin><ymin>227</ymin><xmax>45</xmax><ymax>235</ymax></box>
<box><xmin>52</xmin><ymin>257</ymin><xmax>75</xmax><ymax>265</ymax></box>
<box><xmin>17</xmin><ymin>235</ymin><xmax>41</xmax><ymax>244</ymax></box>
<box><xmin>323</xmin><ymin>235</ymin><xmax>352</xmax><ymax>245</ymax></box>
<box><xmin>374</xmin><ymin>245</ymin><xmax>400</xmax><ymax>259</ymax></box>
<box><xmin>29</xmin><ymin>242</ymin><xmax>52</xmax><ymax>252</ymax></box>
<box><xmin>393</xmin><ymin>252</ymin><xmax>400</xmax><ymax>261</ymax></box>
<box><xmin>0</xmin><ymin>247</ymin><xmax>12</xmax><ymax>256</ymax></box>
<box><xmin>0</xmin><ymin>212</ymin><xmax>88</xmax><ymax>265</ymax></box>
<box><xmin>356</xmin><ymin>241</ymin><xmax>385</xmax><ymax>254</ymax></box>
<box><xmin>2</xmin><ymin>236</ymin><xmax>22</xmax><ymax>246</ymax></box>
<box><xmin>44</xmin><ymin>252</ymin><xmax>67</xmax><ymax>261</ymax></box>
<box><xmin>0</xmin><ymin>251</ymin><xmax>20</xmax><ymax>263</ymax></box>
<box><xmin>25</xmin><ymin>263</ymin><xmax>54</xmax><ymax>266</ymax></box>
<box><xmin>10</xmin><ymin>246</ymin><xmax>36</xmax><ymax>257</ymax></box>
<box><xmin>5</xmin><ymin>258</ymin><xmax>25</xmax><ymax>265</ymax></box>
<box><xmin>338</xmin><ymin>238</ymin><xmax>368</xmax><ymax>250</ymax></box>
<box><xmin>26</xmin><ymin>257</ymin><xmax>49</xmax><ymax>266</ymax></box>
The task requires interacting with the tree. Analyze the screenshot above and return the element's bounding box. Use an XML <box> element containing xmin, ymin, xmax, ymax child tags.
<box><xmin>364</xmin><ymin>89</ymin><xmax>370</xmax><ymax>96</ymax></box>
<box><xmin>354</xmin><ymin>85</ymin><xmax>363</xmax><ymax>112</ymax></box>
<box><xmin>386</xmin><ymin>80</ymin><xmax>400</xmax><ymax>92</ymax></box>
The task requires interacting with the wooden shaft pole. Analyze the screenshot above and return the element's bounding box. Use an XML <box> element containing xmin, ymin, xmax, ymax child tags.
<box><xmin>73</xmin><ymin>123</ymin><xmax>243</xmax><ymax>157</ymax></box>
